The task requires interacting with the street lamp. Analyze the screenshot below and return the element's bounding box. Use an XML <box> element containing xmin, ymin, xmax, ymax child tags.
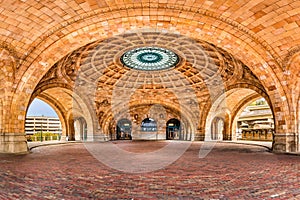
<box><xmin>58</xmin><ymin>128</ymin><xmax>62</xmax><ymax>141</ymax></box>
<box><xmin>40</xmin><ymin>124</ymin><xmax>43</xmax><ymax>142</ymax></box>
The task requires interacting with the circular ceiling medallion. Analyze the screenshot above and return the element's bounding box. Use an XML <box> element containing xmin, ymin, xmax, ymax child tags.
<box><xmin>120</xmin><ymin>47</ymin><xmax>179</xmax><ymax>71</ymax></box>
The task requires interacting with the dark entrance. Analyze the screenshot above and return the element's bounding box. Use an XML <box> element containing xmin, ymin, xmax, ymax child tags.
<box><xmin>116</xmin><ymin>119</ymin><xmax>132</xmax><ymax>140</ymax></box>
<box><xmin>166</xmin><ymin>118</ymin><xmax>181</xmax><ymax>140</ymax></box>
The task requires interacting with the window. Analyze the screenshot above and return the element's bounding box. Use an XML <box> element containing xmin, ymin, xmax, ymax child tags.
<box><xmin>141</xmin><ymin>118</ymin><xmax>157</xmax><ymax>132</ymax></box>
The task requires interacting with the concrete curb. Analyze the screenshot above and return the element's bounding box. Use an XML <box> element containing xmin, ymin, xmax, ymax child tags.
<box><xmin>29</xmin><ymin>141</ymin><xmax>83</xmax><ymax>151</ymax></box>
<box><xmin>218</xmin><ymin>141</ymin><xmax>272</xmax><ymax>151</ymax></box>
<box><xmin>219</xmin><ymin>141</ymin><xmax>300</xmax><ymax>156</ymax></box>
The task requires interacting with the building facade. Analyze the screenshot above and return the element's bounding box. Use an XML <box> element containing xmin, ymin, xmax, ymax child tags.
<box><xmin>237</xmin><ymin>105</ymin><xmax>274</xmax><ymax>141</ymax></box>
<box><xmin>25</xmin><ymin>116</ymin><xmax>62</xmax><ymax>135</ymax></box>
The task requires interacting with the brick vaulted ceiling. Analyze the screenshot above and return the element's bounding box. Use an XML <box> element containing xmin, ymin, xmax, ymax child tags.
<box><xmin>1</xmin><ymin>0</ymin><xmax>300</xmax><ymax>64</ymax></box>
<box><xmin>1</xmin><ymin>1</ymin><xmax>299</xmax><ymax>97</ymax></box>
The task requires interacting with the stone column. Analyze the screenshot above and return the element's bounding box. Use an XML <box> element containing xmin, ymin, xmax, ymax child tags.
<box><xmin>0</xmin><ymin>100</ymin><xmax>29</xmax><ymax>153</ymax></box>
<box><xmin>0</xmin><ymin>48</ymin><xmax>28</xmax><ymax>153</ymax></box>
<box><xmin>92</xmin><ymin>134</ymin><xmax>109</xmax><ymax>141</ymax></box>
<box><xmin>67</xmin><ymin>115</ymin><xmax>75</xmax><ymax>141</ymax></box>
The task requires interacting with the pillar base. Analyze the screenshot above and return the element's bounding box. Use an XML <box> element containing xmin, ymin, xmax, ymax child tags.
<box><xmin>194</xmin><ymin>135</ymin><xmax>205</xmax><ymax>141</ymax></box>
<box><xmin>0</xmin><ymin>133</ymin><xmax>29</xmax><ymax>153</ymax></box>
<box><xmin>273</xmin><ymin>133</ymin><xmax>298</xmax><ymax>153</ymax></box>
<box><xmin>60</xmin><ymin>135</ymin><xmax>68</xmax><ymax>141</ymax></box>
<box><xmin>85</xmin><ymin>134</ymin><xmax>109</xmax><ymax>142</ymax></box>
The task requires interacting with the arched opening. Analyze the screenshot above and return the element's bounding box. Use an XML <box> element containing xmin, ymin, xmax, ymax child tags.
<box><xmin>236</xmin><ymin>98</ymin><xmax>274</xmax><ymax>141</ymax></box>
<box><xmin>166</xmin><ymin>118</ymin><xmax>181</xmax><ymax>140</ymax></box>
<box><xmin>141</xmin><ymin>118</ymin><xmax>157</xmax><ymax>132</ymax></box>
<box><xmin>29</xmin><ymin>83</ymin><xmax>99</xmax><ymax>142</ymax></box>
<box><xmin>205</xmin><ymin>87</ymin><xmax>274</xmax><ymax>145</ymax></box>
<box><xmin>25</xmin><ymin>98</ymin><xmax>62</xmax><ymax>142</ymax></box>
<box><xmin>211</xmin><ymin>117</ymin><xmax>224</xmax><ymax>140</ymax></box>
<box><xmin>74</xmin><ymin>117</ymin><xmax>87</xmax><ymax>141</ymax></box>
<box><xmin>116</xmin><ymin>118</ymin><xmax>132</xmax><ymax>140</ymax></box>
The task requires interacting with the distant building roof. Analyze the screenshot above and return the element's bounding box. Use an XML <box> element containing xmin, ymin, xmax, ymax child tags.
<box><xmin>238</xmin><ymin>105</ymin><xmax>273</xmax><ymax>121</ymax></box>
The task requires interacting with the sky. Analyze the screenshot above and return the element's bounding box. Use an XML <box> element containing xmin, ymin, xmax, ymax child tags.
<box><xmin>27</xmin><ymin>99</ymin><xmax>58</xmax><ymax>117</ymax></box>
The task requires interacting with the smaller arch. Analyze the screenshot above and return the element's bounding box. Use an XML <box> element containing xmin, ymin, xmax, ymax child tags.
<box><xmin>116</xmin><ymin>118</ymin><xmax>132</xmax><ymax>140</ymax></box>
<box><xmin>211</xmin><ymin>117</ymin><xmax>225</xmax><ymax>141</ymax></box>
<box><xmin>166</xmin><ymin>118</ymin><xmax>181</xmax><ymax>140</ymax></box>
<box><xmin>74</xmin><ymin>117</ymin><xmax>87</xmax><ymax>141</ymax></box>
<box><xmin>204</xmin><ymin>87</ymin><xmax>271</xmax><ymax>142</ymax></box>
<box><xmin>25</xmin><ymin>98</ymin><xmax>63</xmax><ymax>142</ymax></box>
<box><xmin>33</xmin><ymin>95</ymin><xmax>67</xmax><ymax>139</ymax></box>
<box><xmin>233</xmin><ymin>98</ymin><xmax>274</xmax><ymax>142</ymax></box>
<box><xmin>231</xmin><ymin>95</ymin><xmax>266</xmax><ymax>140</ymax></box>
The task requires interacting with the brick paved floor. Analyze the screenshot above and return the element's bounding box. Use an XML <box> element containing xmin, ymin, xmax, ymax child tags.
<box><xmin>0</xmin><ymin>141</ymin><xmax>299</xmax><ymax>199</ymax></box>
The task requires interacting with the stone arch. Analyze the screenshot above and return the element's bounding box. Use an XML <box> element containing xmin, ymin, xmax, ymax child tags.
<box><xmin>205</xmin><ymin>107</ymin><xmax>231</xmax><ymax>141</ymax></box>
<box><xmin>31</xmin><ymin>84</ymin><xmax>98</xmax><ymax>141</ymax></box>
<box><xmin>210</xmin><ymin>117</ymin><xmax>226</xmax><ymax>141</ymax></box>
<box><xmin>205</xmin><ymin>85</ymin><xmax>271</xmax><ymax>142</ymax></box>
<box><xmin>69</xmin><ymin>90</ymin><xmax>101</xmax><ymax>141</ymax></box>
<box><xmin>13</xmin><ymin>8</ymin><xmax>289</xmax><ymax>137</ymax></box>
<box><xmin>32</xmin><ymin>95</ymin><xmax>67</xmax><ymax>139</ymax></box>
<box><xmin>74</xmin><ymin>117</ymin><xmax>87</xmax><ymax>141</ymax></box>
<box><xmin>73</xmin><ymin>89</ymin><xmax>105</xmax><ymax>141</ymax></box>
<box><xmin>232</xmin><ymin>95</ymin><xmax>274</xmax><ymax>141</ymax></box>
<box><xmin>226</xmin><ymin>84</ymin><xmax>271</xmax><ymax>106</ymax></box>
<box><xmin>30</xmin><ymin>83</ymin><xmax>74</xmax><ymax>102</ymax></box>
<box><xmin>29</xmin><ymin>86</ymin><xmax>74</xmax><ymax>141</ymax></box>
<box><xmin>203</xmin><ymin>84</ymin><xmax>265</xmax><ymax>134</ymax></box>
<box><xmin>231</xmin><ymin>94</ymin><xmax>262</xmax><ymax>140</ymax></box>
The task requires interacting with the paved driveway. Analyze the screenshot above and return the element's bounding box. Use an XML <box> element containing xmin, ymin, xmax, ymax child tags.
<box><xmin>0</xmin><ymin>141</ymin><xmax>299</xmax><ymax>199</ymax></box>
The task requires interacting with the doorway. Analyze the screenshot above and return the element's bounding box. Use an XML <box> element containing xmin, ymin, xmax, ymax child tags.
<box><xmin>211</xmin><ymin>117</ymin><xmax>224</xmax><ymax>140</ymax></box>
<box><xmin>166</xmin><ymin>118</ymin><xmax>181</xmax><ymax>140</ymax></box>
<box><xmin>116</xmin><ymin>119</ymin><xmax>132</xmax><ymax>140</ymax></box>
